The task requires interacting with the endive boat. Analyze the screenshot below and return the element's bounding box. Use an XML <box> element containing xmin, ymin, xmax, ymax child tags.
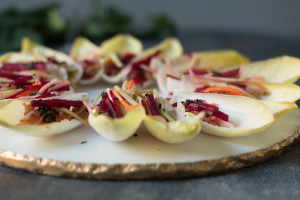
<box><xmin>1</xmin><ymin>78</ymin><xmax>73</xmax><ymax>100</ymax></box>
<box><xmin>70</xmin><ymin>37</ymin><xmax>102</xmax><ymax>85</ymax></box>
<box><xmin>0</xmin><ymin>92</ymin><xmax>89</xmax><ymax>137</ymax></box>
<box><xmin>165</xmin><ymin>73</ymin><xmax>300</xmax><ymax>103</ymax></box>
<box><xmin>126</xmin><ymin>37</ymin><xmax>183</xmax><ymax>87</ymax></box>
<box><xmin>21</xmin><ymin>37</ymin><xmax>83</xmax><ymax>84</ymax></box>
<box><xmin>153</xmin><ymin>56</ymin><xmax>300</xmax><ymax>103</ymax></box>
<box><xmin>138</xmin><ymin>89</ymin><xmax>202</xmax><ymax>143</ymax></box>
<box><xmin>86</xmin><ymin>84</ymin><xmax>145</xmax><ymax>141</ymax></box>
<box><xmin>0</xmin><ymin>52</ymin><xmax>68</xmax><ymax>81</ymax></box>
<box><xmin>99</xmin><ymin>34</ymin><xmax>143</xmax><ymax>84</ymax></box>
<box><xmin>170</xmin><ymin>92</ymin><xmax>274</xmax><ymax>137</ymax></box>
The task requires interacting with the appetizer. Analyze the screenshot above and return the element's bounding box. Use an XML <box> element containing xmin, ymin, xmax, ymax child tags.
<box><xmin>85</xmin><ymin>83</ymin><xmax>145</xmax><ymax>141</ymax></box>
<box><xmin>21</xmin><ymin>37</ymin><xmax>83</xmax><ymax>84</ymax></box>
<box><xmin>139</xmin><ymin>88</ymin><xmax>202</xmax><ymax>143</ymax></box>
<box><xmin>70</xmin><ymin>37</ymin><xmax>102</xmax><ymax>85</ymax></box>
<box><xmin>99</xmin><ymin>34</ymin><xmax>143</xmax><ymax>84</ymax></box>
<box><xmin>126</xmin><ymin>37</ymin><xmax>183</xmax><ymax>87</ymax></box>
<box><xmin>0</xmin><ymin>93</ymin><xmax>89</xmax><ymax>136</ymax></box>
<box><xmin>171</xmin><ymin>92</ymin><xmax>274</xmax><ymax>137</ymax></box>
<box><xmin>0</xmin><ymin>52</ymin><xmax>68</xmax><ymax>81</ymax></box>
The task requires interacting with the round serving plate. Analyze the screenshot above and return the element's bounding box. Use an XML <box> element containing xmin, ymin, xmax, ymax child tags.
<box><xmin>0</xmin><ymin>83</ymin><xmax>299</xmax><ymax>180</ymax></box>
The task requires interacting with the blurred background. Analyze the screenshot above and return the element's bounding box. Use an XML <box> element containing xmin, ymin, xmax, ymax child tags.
<box><xmin>1</xmin><ymin>0</ymin><xmax>300</xmax><ymax>55</ymax></box>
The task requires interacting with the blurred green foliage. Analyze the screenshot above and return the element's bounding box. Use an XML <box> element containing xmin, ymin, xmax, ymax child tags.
<box><xmin>0</xmin><ymin>5</ymin><xmax>67</xmax><ymax>51</ymax></box>
<box><xmin>0</xmin><ymin>3</ymin><xmax>177</xmax><ymax>51</ymax></box>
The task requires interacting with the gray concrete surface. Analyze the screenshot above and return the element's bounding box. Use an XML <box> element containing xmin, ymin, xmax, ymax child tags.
<box><xmin>0</xmin><ymin>32</ymin><xmax>300</xmax><ymax>200</ymax></box>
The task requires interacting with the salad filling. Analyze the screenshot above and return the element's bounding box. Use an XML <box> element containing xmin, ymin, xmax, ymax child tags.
<box><xmin>19</xmin><ymin>99</ymin><xmax>88</xmax><ymax>126</ymax></box>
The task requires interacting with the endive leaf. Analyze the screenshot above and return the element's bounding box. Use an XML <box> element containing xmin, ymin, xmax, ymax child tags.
<box><xmin>143</xmin><ymin>114</ymin><xmax>201</xmax><ymax>144</ymax></box>
<box><xmin>99</xmin><ymin>34</ymin><xmax>143</xmax><ymax>55</ymax></box>
<box><xmin>141</xmin><ymin>37</ymin><xmax>183</xmax><ymax>60</ymax></box>
<box><xmin>241</xmin><ymin>56</ymin><xmax>300</xmax><ymax>83</ymax></box>
<box><xmin>262</xmin><ymin>101</ymin><xmax>297</xmax><ymax>118</ymax></box>
<box><xmin>88</xmin><ymin>105</ymin><xmax>145</xmax><ymax>141</ymax></box>
<box><xmin>0</xmin><ymin>52</ymin><xmax>68</xmax><ymax>81</ymax></box>
<box><xmin>70</xmin><ymin>37</ymin><xmax>102</xmax><ymax>85</ymax></box>
<box><xmin>70</xmin><ymin>36</ymin><xmax>101</xmax><ymax>61</ymax></box>
<box><xmin>99</xmin><ymin>34</ymin><xmax>143</xmax><ymax>84</ymax></box>
<box><xmin>21</xmin><ymin>37</ymin><xmax>83</xmax><ymax>83</ymax></box>
<box><xmin>171</xmin><ymin>92</ymin><xmax>274</xmax><ymax>137</ymax></box>
<box><xmin>0</xmin><ymin>52</ymin><xmax>38</xmax><ymax>63</ymax></box>
<box><xmin>193</xmin><ymin>49</ymin><xmax>249</xmax><ymax>70</ymax></box>
<box><xmin>261</xmin><ymin>82</ymin><xmax>300</xmax><ymax>102</ymax></box>
<box><xmin>0</xmin><ymin>92</ymin><xmax>89</xmax><ymax>137</ymax></box>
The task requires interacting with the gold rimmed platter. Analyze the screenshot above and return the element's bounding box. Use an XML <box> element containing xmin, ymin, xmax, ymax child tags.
<box><xmin>0</xmin><ymin>84</ymin><xmax>299</xmax><ymax>180</ymax></box>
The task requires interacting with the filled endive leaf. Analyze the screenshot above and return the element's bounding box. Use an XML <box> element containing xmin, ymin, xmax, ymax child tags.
<box><xmin>0</xmin><ymin>92</ymin><xmax>89</xmax><ymax>137</ymax></box>
<box><xmin>87</xmin><ymin>86</ymin><xmax>145</xmax><ymax>141</ymax></box>
<box><xmin>70</xmin><ymin>37</ymin><xmax>102</xmax><ymax>85</ymax></box>
<box><xmin>171</xmin><ymin>92</ymin><xmax>274</xmax><ymax>137</ymax></box>
<box><xmin>240</xmin><ymin>56</ymin><xmax>300</xmax><ymax>83</ymax></box>
<box><xmin>0</xmin><ymin>52</ymin><xmax>68</xmax><ymax>81</ymax></box>
<box><xmin>88</xmin><ymin>106</ymin><xmax>145</xmax><ymax>141</ymax></box>
<box><xmin>99</xmin><ymin>34</ymin><xmax>142</xmax><ymax>55</ymax></box>
<box><xmin>21</xmin><ymin>37</ymin><xmax>83</xmax><ymax>84</ymax></box>
<box><xmin>141</xmin><ymin>37</ymin><xmax>182</xmax><ymax>61</ymax></box>
<box><xmin>167</xmin><ymin>75</ymin><xmax>300</xmax><ymax>102</ymax></box>
<box><xmin>142</xmin><ymin>94</ymin><xmax>202</xmax><ymax>143</ymax></box>
<box><xmin>99</xmin><ymin>34</ymin><xmax>143</xmax><ymax>84</ymax></box>
<box><xmin>126</xmin><ymin>37</ymin><xmax>183</xmax><ymax>87</ymax></box>
<box><xmin>193</xmin><ymin>49</ymin><xmax>250</xmax><ymax>70</ymax></box>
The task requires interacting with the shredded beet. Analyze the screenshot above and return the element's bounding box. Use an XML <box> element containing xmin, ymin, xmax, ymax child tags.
<box><xmin>174</xmin><ymin>99</ymin><xmax>219</xmax><ymax>112</ymax></box>
<box><xmin>47</xmin><ymin>58</ymin><xmax>66</xmax><ymax>66</ymax></box>
<box><xmin>1</xmin><ymin>62</ymin><xmax>47</xmax><ymax>71</ymax></box>
<box><xmin>0</xmin><ymin>72</ymin><xmax>30</xmax><ymax>80</ymax></box>
<box><xmin>31</xmin><ymin>99</ymin><xmax>83</xmax><ymax>108</ymax></box>
<box><xmin>109</xmin><ymin>91</ymin><xmax>121</xmax><ymax>118</ymax></box>
<box><xmin>183</xmin><ymin>69</ymin><xmax>208</xmax><ymax>76</ymax></box>
<box><xmin>133</xmin><ymin>76</ymin><xmax>146</xmax><ymax>84</ymax></box>
<box><xmin>53</xmin><ymin>86</ymin><xmax>70</xmax><ymax>92</ymax></box>
<box><xmin>105</xmin><ymin>98</ymin><xmax>118</xmax><ymax>118</ymax></box>
<box><xmin>104</xmin><ymin>53</ymin><xmax>135</xmax><ymax>76</ymax></box>
<box><xmin>98</xmin><ymin>93</ymin><xmax>108</xmax><ymax>112</ymax></box>
<box><xmin>127</xmin><ymin>51</ymin><xmax>161</xmax><ymax>84</ymax></box>
<box><xmin>229</xmin><ymin>83</ymin><xmax>247</xmax><ymax>90</ymax></box>
<box><xmin>9</xmin><ymin>76</ymin><xmax>33</xmax><ymax>88</ymax></box>
<box><xmin>5</xmin><ymin>84</ymin><xmax>44</xmax><ymax>99</ymax></box>
<box><xmin>81</xmin><ymin>59</ymin><xmax>96</xmax><ymax>66</ymax></box>
<box><xmin>212</xmin><ymin>110</ymin><xmax>229</xmax><ymax>122</ymax></box>
<box><xmin>104</xmin><ymin>64</ymin><xmax>121</xmax><ymax>76</ymax></box>
<box><xmin>194</xmin><ymin>86</ymin><xmax>210</xmax><ymax>92</ymax></box>
<box><xmin>213</xmin><ymin>68</ymin><xmax>240</xmax><ymax>78</ymax></box>
<box><xmin>145</xmin><ymin>94</ymin><xmax>160</xmax><ymax>115</ymax></box>
<box><xmin>166</xmin><ymin>74</ymin><xmax>180</xmax><ymax>80</ymax></box>
<box><xmin>131</xmin><ymin>50</ymin><xmax>161</xmax><ymax>69</ymax></box>
<box><xmin>189</xmin><ymin>100</ymin><xmax>219</xmax><ymax>112</ymax></box>
<box><xmin>121</xmin><ymin>53</ymin><xmax>135</xmax><ymax>65</ymax></box>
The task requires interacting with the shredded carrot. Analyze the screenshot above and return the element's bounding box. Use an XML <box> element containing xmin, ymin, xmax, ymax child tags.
<box><xmin>122</xmin><ymin>51</ymin><xmax>133</xmax><ymax>56</ymax></box>
<box><xmin>33</xmin><ymin>80</ymin><xmax>40</xmax><ymax>86</ymax></box>
<box><xmin>13</xmin><ymin>89</ymin><xmax>37</xmax><ymax>99</ymax></box>
<box><xmin>203</xmin><ymin>86</ymin><xmax>249</xmax><ymax>97</ymax></box>
<box><xmin>128</xmin><ymin>79</ymin><xmax>134</xmax><ymax>90</ymax></box>
<box><xmin>112</xmin><ymin>90</ymin><xmax>141</xmax><ymax>110</ymax></box>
